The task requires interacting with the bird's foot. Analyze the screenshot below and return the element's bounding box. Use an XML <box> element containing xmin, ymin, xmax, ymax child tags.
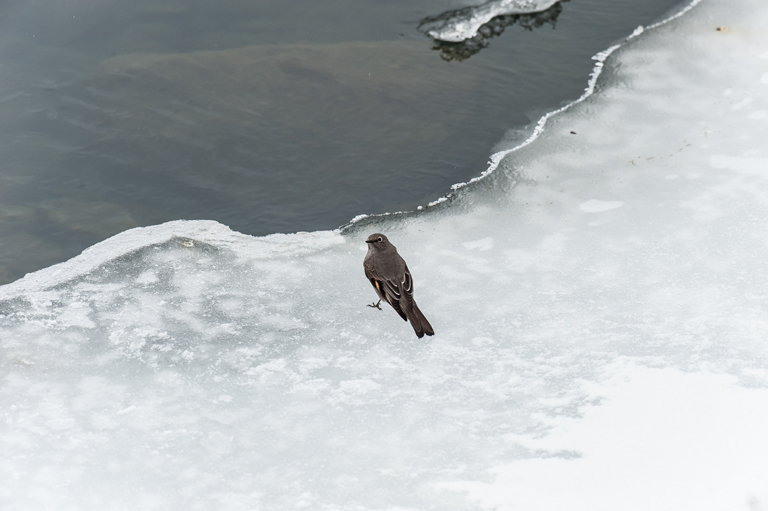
<box><xmin>367</xmin><ymin>300</ymin><xmax>382</xmax><ymax>310</ymax></box>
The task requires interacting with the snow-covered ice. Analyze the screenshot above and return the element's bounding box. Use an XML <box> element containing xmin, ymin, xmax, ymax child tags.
<box><xmin>3</xmin><ymin>0</ymin><xmax>768</xmax><ymax>509</ymax></box>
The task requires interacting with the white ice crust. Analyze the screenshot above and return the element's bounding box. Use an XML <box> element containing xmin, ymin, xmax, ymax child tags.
<box><xmin>3</xmin><ymin>0</ymin><xmax>768</xmax><ymax>509</ymax></box>
<box><xmin>424</xmin><ymin>0</ymin><xmax>560</xmax><ymax>42</ymax></box>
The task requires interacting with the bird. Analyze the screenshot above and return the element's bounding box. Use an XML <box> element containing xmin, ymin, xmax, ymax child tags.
<box><xmin>363</xmin><ymin>233</ymin><xmax>434</xmax><ymax>338</ymax></box>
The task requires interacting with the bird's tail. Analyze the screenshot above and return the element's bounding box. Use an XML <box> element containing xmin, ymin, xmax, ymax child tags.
<box><xmin>405</xmin><ymin>300</ymin><xmax>434</xmax><ymax>338</ymax></box>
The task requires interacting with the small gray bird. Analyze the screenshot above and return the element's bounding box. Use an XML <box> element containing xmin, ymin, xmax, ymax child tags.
<box><xmin>363</xmin><ymin>233</ymin><xmax>434</xmax><ymax>338</ymax></box>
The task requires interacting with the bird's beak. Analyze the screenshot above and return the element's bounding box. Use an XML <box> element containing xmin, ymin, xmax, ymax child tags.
<box><xmin>365</xmin><ymin>240</ymin><xmax>374</xmax><ymax>243</ymax></box>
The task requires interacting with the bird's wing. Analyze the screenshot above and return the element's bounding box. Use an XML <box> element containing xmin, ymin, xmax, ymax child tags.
<box><xmin>365</xmin><ymin>267</ymin><xmax>408</xmax><ymax>321</ymax></box>
<box><xmin>401</xmin><ymin>267</ymin><xmax>414</xmax><ymax>301</ymax></box>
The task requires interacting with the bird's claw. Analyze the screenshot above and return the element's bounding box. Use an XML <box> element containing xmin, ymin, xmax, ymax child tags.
<box><xmin>367</xmin><ymin>300</ymin><xmax>382</xmax><ymax>310</ymax></box>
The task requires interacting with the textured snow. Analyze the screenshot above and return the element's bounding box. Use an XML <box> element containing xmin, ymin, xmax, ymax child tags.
<box><xmin>578</xmin><ymin>200</ymin><xmax>624</xmax><ymax>213</ymax></box>
<box><xmin>3</xmin><ymin>0</ymin><xmax>768</xmax><ymax>509</ymax></box>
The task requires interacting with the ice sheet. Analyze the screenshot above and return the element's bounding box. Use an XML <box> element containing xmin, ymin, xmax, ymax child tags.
<box><xmin>3</xmin><ymin>0</ymin><xmax>768</xmax><ymax>509</ymax></box>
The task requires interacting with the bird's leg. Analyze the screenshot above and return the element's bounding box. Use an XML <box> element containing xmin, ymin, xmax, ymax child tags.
<box><xmin>367</xmin><ymin>300</ymin><xmax>382</xmax><ymax>310</ymax></box>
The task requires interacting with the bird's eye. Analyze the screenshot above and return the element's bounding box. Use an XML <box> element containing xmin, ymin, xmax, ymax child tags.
<box><xmin>377</xmin><ymin>237</ymin><xmax>382</xmax><ymax>242</ymax></box>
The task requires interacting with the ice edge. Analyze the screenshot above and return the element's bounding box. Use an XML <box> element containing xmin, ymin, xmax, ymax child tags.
<box><xmin>0</xmin><ymin>220</ymin><xmax>344</xmax><ymax>300</ymax></box>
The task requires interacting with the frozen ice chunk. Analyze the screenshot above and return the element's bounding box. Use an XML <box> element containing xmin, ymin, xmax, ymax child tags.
<box><xmin>420</xmin><ymin>0</ymin><xmax>560</xmax><ymax>42</ymax></box>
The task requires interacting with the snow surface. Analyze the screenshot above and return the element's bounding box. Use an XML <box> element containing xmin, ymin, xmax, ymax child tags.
<box><xmin>3</xmin><ymin>0</ymin><xmax>768</xmax><ymax>509</ymax></box>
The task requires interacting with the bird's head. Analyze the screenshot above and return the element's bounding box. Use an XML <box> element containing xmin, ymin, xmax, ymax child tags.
<box><xmin>365</xmin><ymin>233</ymin><xmax>392</xmax><ymax>251</ymax></box>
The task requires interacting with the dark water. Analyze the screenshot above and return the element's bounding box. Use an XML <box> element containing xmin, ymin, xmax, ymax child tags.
<box><xmin>0</xmin><ymin>0</ymin><xmax>686</xmax><ymax>284</ymax></box>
